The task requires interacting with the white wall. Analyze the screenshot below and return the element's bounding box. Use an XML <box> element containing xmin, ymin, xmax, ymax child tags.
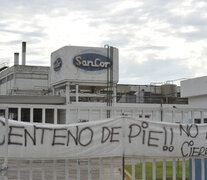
<box><xmin>181</xmin><ymin>75</ymin><xmax>207</xmax><ymax>108</ymax></box>
<box><xmin>50</xmin><ymin>46</ymin><xmax>119</xmax><ymax>86</ymax></box>
<box><xmin>181</xmin><ymin>76</ymin><xmax>207</xmax><ymax>98</ymax></box>
<box><xmin>187</xmin><ymin>95</ymin><xmax>207</xmax><ymax>108</ymax></box>
<box><xmin>0</xmin><ymin>79</ymin><xmax>14</xmax><ymax>95</ymax></box>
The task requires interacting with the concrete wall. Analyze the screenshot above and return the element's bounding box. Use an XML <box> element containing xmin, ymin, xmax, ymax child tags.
<box><xmin>16</xmin><ymin>79</ymin><xmax>48</xmax><ymax>90</ymax></box>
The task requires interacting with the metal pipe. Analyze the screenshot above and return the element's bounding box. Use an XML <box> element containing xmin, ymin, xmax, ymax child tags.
<box><xmin>22</xmin><ymin>41</ymin><xmax>26</xmax><ymax>65</ymax></box>
<box><xmin>14</xmin><ymin>52</ymin><xmax>19</xmax><ymax>65</ymax></box>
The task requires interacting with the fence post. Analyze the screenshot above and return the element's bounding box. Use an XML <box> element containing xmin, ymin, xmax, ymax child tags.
<box><xmin>1</xmin><ymin>108</ymin><xmax>8</xmax><ymax>179</ymax></box>
<box><xmin>142</xmin><ymin>159</ymin><xmax>146</xmax><ymax>180</ymax></box>
<box><xmin>77</xmin><ymin>160</ymin><xmax>80</xmax><ymax>180</ymax></box>
<box><xmin>182</xmin><ymin>159</ymin><xmax>186</xmax><ymax>180</ymax></box>
<box><xmin>122</xmin><ymin>156</ymin><xmax>125</xmax><ymax>180</ymax></box>
<box><xmin>132</xmin><ymin>158</ymin><xmax>135</xmax><ymax>180</ymax></box>
<box><xmin>163</xmin><ymin>159</ymin><xmax>166</xmax><ymax>180</ymax></box>
<box><xmin>152</xmin><ymin>159</ymin><xmax>156</xmax><ymax>180</ymax></box>
<box><xmin>99</xmin><ymin>158</ymin><xmax>103</xmax><ymax>180</ymax></box>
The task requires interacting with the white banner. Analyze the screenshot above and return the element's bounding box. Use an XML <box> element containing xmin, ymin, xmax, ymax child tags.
<box><xmin>0</xmin><ymin>117</ymin><xmax>206</xmax><ymax>159</ymax></box>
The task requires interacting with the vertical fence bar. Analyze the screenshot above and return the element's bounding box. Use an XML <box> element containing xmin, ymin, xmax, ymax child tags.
<box><xmin>88</xmin><ymin>159</ymin><xmax>92</xmax><ymax>180</ymax></box>
<box><xmin>142</xmin><ymin>159</ymin><xmax>146</xmax><ymax>180</ymax></box>
<box><xmin>122</xmin><ymin>156</ymin><xmax>125</xmax><ymax>180</ymax></box>
<box><xmin>41</xmin><ymin>160</ymin><xmax>45</xmax><ymax>180</ymax></box>
<box><xmin>65</xmin><ymin>159</ymin><xmax>69</xmax><ymax>180</ymax></box>
<box><xmin>182</xmin><ymin>159</ymin><xmax>186</xmax><ymax>180</ymax></box>
<box><xmin>192</xmin><ymin>158</ymin><xmax>195</xmax><ymax>180</ymax></box>
<box><xmin>131</xmin><ymin>158</ymin><xmax>135</xmax><ymax>180</ymax></box>
<box><xmin>163</xmin><ymin>159</ymin><xmax>166</xmax><ymax>180</ymax></box>
<box><xmin>152</xmin><ymin>159</ymin><xmax>156</xmax><ymax>180</ymax></box>
<box><xmin>17</xmin><ymin>161</ymin><xmax>21</xmax><ymax>180</ymax></box>
<box><xmin>29</xmin><ymin>160</ymin><xmax>33</xmax><ymax>180</ymax></box>
<box><xmin>77</xmin><ymin>160</ymin><xmax>80</xmax><ymax>180</ymax></box>
<box><xmin>99</xmin><ymin>158</ymin><xmax>103</xmax><ymax>180</ymax></box>
<box><xmin>110</xmin><ymin>157</ymin><xmax>114</xmax><ymax>180</ymax></box>
<box><xmin>172</xmin><ymin>159</ymin><xmax>176</xmax><ymax>180</ymax></box>
<box><xmin>191</xmin><ymin>111</ymin><xmax>195</xmax><ymax>180</ymax></box>
<box><xmin>53</xmin><ymin>160</ymin><xmax>57</xmax><ymax>180</ymax></box>
<box><xmin>201</xmin><ymin>158</ymin><xmax>205</xmax><ymax>180</ymax></box>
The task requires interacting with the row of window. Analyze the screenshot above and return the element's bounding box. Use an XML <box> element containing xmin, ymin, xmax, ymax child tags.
<box><xmin>0</xmin><ymin>108</ymin><xmax>65</xmax><ymax>124</ymax></box>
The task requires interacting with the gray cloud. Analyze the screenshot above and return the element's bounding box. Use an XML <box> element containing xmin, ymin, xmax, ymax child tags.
<box><xmin>0</xmin><ymin>28</ymin><xmax>45</xmax><ymax>37</ymax></box>
<box><xmin>0</xmin><ymin>0</ymin><xmax>206</xmax><ymax>84</ymax></box>
<box><xmin>119</xmin><ymin>58</ymin><xmax>194</xmax><ymax>84</ymax></box>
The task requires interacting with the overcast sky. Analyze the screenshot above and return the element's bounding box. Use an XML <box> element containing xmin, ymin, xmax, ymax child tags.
<box><xmin>0</xmin><ymin>0</ymin><xmax>206</xmax><ymax>85</ymax></box>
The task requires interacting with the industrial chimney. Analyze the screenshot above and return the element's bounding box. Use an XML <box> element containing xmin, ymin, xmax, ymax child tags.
<box><xmin>22</xmin><ymin>41</ymin><xmax>26</xmax><ymax>65</ymax></box>
<box><xmin>14</xmin><ymin>53</ymin><xmax>19</xmax><ymax>65</ymax></box>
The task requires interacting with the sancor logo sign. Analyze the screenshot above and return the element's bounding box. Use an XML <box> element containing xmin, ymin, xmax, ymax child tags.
<box><xmin>53</xmin><ymin>58</ymin><xmax>62</xmax><ymax>72</ymax></box>
<box><xmin>73</xmin><ymin>53</ymin><xmax>111</xmax><ymax>71</ymax></box>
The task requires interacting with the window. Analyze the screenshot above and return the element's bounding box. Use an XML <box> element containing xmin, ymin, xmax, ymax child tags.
<box><xmin>194</xmin><ymin>118</ymin><xmax>201</xmax><ymax>124</ymax></box>
<box><xmin>33</xmin><ymin>109</ymin><xmax>42</xmax><ymax>123</ymax></box>
<box><xmin>46</xmin><ymin>109</ymin><xmax>54</xmax><ymax>124</ymax></box>
<box><xmin>21</xmin><ymin>108</ymin><xmax>30</xmax><ymax>122</ymax></box>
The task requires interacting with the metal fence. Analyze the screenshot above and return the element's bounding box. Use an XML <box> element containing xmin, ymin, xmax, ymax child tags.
<box><xmin>1</xmin><ymin>156</ymin><xmax>201</xmax><ymax>180</ymax></box>
<box><xmin>1</xmin><ymin>104</ymin><xmax>207</xmax><ymax>180</ymax></box>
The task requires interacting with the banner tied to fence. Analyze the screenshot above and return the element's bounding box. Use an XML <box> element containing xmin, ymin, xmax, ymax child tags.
<box><xmin>0</xmin><ymin>117</ymin><xmax>206</xmax><ymax>159</ymax></box>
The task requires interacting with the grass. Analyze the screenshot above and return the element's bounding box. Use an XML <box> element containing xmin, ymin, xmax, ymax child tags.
<box><xmin>125</xmin><ymin>160</ymin><xmax>189</xmax><ymax>179</ymax></box>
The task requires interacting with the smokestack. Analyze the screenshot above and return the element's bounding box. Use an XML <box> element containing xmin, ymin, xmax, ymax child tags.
<box><xmin>14</xmin><ymin>53</ymin><xmax>19</xmax><ymax>65</ymax></box>
<box><xmin>22</xmin><ymin>41</ymin><xmax>26</xmax><ymax>65</ymax></box>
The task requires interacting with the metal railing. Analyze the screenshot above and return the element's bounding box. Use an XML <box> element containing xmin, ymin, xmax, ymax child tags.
<box><xmin>1</xmin><ymin>105</ymin><xmax>207</xmax><ymax>180</ymax></box>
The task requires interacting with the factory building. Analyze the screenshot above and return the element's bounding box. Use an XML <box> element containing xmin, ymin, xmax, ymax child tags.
<box><xmin>0</xmin><ymin>43</ymin><xmax>187</xmax><ymax>104</ymax></box>
<box><xmin>0</xmin><ymin>42</ymin><xmax>188</xmax><ymax>124</ymax></box>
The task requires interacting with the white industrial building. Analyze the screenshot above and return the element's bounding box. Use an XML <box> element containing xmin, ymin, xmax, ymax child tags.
<box><xmin>0</xmin><ymin>42</ymin><xmax>190</xmax><ymax>124</ymax></box>
<box><xmin>181</xmin><ymin>75</ymin><xmax>207</xmax><ymax>108</ymax></box>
